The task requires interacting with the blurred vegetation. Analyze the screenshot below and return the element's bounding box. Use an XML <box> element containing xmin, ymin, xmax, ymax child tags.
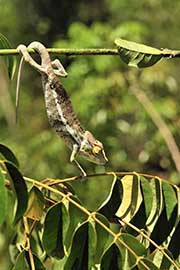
<box><xmin>1</xmin><ymin>0</ymin><xmax>180</xmax><ymax>266</ymax></box>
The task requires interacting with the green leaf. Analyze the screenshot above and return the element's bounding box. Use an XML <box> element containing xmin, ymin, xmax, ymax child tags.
<box><xmin>5</xmin><ymin>161</ymin><xmax>28</xmax><ymax>224</ymax></box>
<box><xmin>25</xmin><ymin>186</ymin><xmax>44</xmax><ymax>220</ymax></box>
<box><xmin>0</xmin><ymin>169</ymin><xmax>8</xmax><ymax>225</ymax></box>
<box><xmin>0</xmin><ymin>143</ymin><xmax>19</xmax><ymax>167</ymax></box>
<box><xmin>128</xmin><ymin>176</ymin><xmax>153</xmax><ymax>233</ymax></box>
<box><xmin>13</xmin><ymin>251</ymin><xmax>46</xmax><ymax>270</ymax></box>
<box><xmin>0</xmin><ymin>33</ymin><xmax>16</xmax><ymax>79</ymax></box>
<box><xmin>98</xmin><ymin>177</ymin><xmax>123</xmax><ymax>219</ymax></box>
<box><xmin>148</xmin><ymin>181</ymin><xmax>178</xmax><ymax>252</ymax></box>
<box><xmin>162</xmin><ymin>182</ymin><xmax>177</xmax><ymax>220</ymax></box>
<box><xmin>140</xmin><ymin>176</ymin><xmax>153</xmax><ymax>218</ymax></box>
<box><xmin>64</xmin><ymin>196</ymin><xmax>86</xmax><ymax>251</ymax></box>
<box><xmin>137</xmin><ymin>258</ymin><xmax>159</xmax><ymax>270</ymax></box>
<box><xmin>115</xmin><ymin>38</ymin><xmax>163</xmax><ymax>68</ymax></box>
<box><xmin>101</xmin><ymin>243</ymin><xmax>122</xmax><ymax>270</ymax></box>
<box><xmin>25</xmin><ymin>251</ymin><xmax>46</xmax><ymax>270</ymax></box>
<box><xmin>13</xmin><ymin>251</ymin><xmax>29</xmax><ymax>270</ymax></box>
<box><xmin>42</xmin><ymin>202</ymin><xmax>69</xmax><ymax>259</ymax></box>
<box><xmin>64</xmin><ymin>221</ymin><xmax>96</xmax><ymax>270</ymax></box>
<box><xmin>94</xmin><ymin>213</ymin><xmax>111</xmax><ymax>264</ymax></box>
<box><xmin>165</xmin><ymin>219</ymin><xmax>180</xmax><ymax>260</ymax></box>
<box><xmin>146</xmin><ymin>178</ymin><xmax>163</xmax><ymax>231</ymax></box>
<box><xmin>117</xmin><ymin>233</ymin><xmax>147</xmax><ymax>268</ymax></box>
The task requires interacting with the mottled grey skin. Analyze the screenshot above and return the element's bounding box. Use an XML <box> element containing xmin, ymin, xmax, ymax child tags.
<box><xmin>17</xmin><ymin>42</ymin><xmax>108</xmax><ymax>166</ymax></box>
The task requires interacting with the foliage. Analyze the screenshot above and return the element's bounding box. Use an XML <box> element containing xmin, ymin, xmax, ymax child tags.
<box><xmin>0</xmin><ymin>143</ymin><xmax>180</xmax><ymax>269</ymax></box>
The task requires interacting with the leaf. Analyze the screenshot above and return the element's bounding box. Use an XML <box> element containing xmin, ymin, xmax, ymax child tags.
<box><xmin>13</xmin><ymin>251</ymin><xmax>47</xmax><ymax>270</ymax></box>
<box><xmin>116</xmin><ymin>174</ymin><xmax>142</xmax><ymax>222</ymax></box>
<box><xmin>148</xmin><ymin>181</ymin><xmax>178</xmax><ymax>252</ymax></box>
<box><xmin>98</xmin><ymin>176</ymin><xmax>123</xmax><ymax>219</ymax></box>
<box><xmin>64</xmin><ymin>196</ymin><xmax>86</xmax><ymax>251</ymax></box>
<box><xmin>166</xmin><ymin>219</ymin><xmax>180</xmax><ymax>259</ymax></box>
<box><xmin>5</xmin><ymin>161</ymin><xmax>28</xmax><ymax>224</ymax></box>
<box><xmin>0</xmin><ymin>169</ymin><xmax>8</xmax><ymax>225</ymax></box>
<box><xmin>25</xmin><ymin>186</ymin><xmax>44</xmax><ymax>220</ymax></box>
<box><xmin>42</xmin><ymin>202</ymin><xmax>69</xmax><ymax>259</ymax></box>
<box><xmin>25</xmin><ymin>251</ymin><xmax>46</xmax><ymax>270</ymax></box>
<box><xmin>146</xmin><ymin>178</ymin><xmax>163</xmax><ymax>231</ymax></box>
<box><xmin>101</xmin><ymin>243</ymin><xmax>122</xmax><ymax>270</ymax></box>
<box><xmin>0</xmin><ymin>33</ymin><xmax>16</xmax><ymax>79</ymax></box>
<box><xmin>152</xmin><ymin>248</ymin><xmax>175</xmax><ymax>270</ymax></box>
<box><xmin>162</xmin><ymin>182</ymin><xmax>177</xmax><ymax>220</ymax></box>
<box><xmin>64</xmin><ymin>221</ymin><xmax>96</xmax><ymax>270</ymax></box>
<box><xmin>128</xmin><ymin>176</ymin><xmax>153</xmax><ymax>232</ymax></box>
<box><xmin>137</xmin><ymin>258</ymin><xmax>159</xmax><ymax>270</ymax></box>
<box><xmin>0</xmin><ymin>143</ymin><xmax>19</xmax><ymax>167</ymax></box>
<box><xmin>117</xmin><ymin>233</ymin><xmax>147</xmax><ymax>268</ymax></box>
<box><xmin>140</xmin><ymin>176</ymin><xmax>153</xmax><ymax>218</ymax></box>
<box><xmin>94</xmin><ymin>213</ymin><xmax>111</xmax><ymax>264</ymax></box>
<box><xmin>115</xmin><ymin>38</ymin><xmax>163</xmax><ymax>68</ymax></box>
<box><xmin>13</xmin><ymin>251</ymin><xmax>29</xmax><ymax>270</ymax></box>
<box><xmin>150</xmin><ymin>210</ymin><xmax>177</xmax><ymax>253</ymax></box>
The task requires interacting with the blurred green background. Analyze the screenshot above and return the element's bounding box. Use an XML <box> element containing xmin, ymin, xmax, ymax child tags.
<box><xmin>1</xmin><ymin>0</ymin><xmax>180</xmax><ymax>189</ymax></box>
<box><xmin>1</xmin><ymin>0</ymin><xmax>180</xmax><ymax>267</ymax></box>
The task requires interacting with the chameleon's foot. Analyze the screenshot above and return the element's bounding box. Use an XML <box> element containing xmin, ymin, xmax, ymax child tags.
<box><xmin>73</xmin><ymin>160</ymin><xmax>87</xmax><ymax>178</ymax></box>
<box><xmin>51</xmin><ymin>59</ymin><xmax>68</xmax><ymax>77</ymax></box>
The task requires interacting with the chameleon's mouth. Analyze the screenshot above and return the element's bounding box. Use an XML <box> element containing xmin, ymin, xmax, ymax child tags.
<box><xmin>82</xmin><ymin>149</ymin><xmax>108</xmax><ymax>165</ymax></box>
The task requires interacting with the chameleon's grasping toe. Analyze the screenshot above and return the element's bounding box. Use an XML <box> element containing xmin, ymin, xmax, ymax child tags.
<box><xmin>16</xmin><ymin>41</ymin><xmax>108</xmax><ymax>176</ymax></box>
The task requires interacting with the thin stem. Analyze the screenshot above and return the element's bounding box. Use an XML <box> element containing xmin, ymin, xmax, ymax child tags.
<box><xmin>0</xmin><ymin>48</ymin><xmax>118</xmax><ymax>56</ymax></box>
<box><xmin>23</xmin><ymin>217</ymin><xmax>35</xmax><ymax>270</ymax></box>
<box><xmin>1</xmin><ymin>47</ymin><xmax>180</xmax><ymax>57</ymax></box>
<box><xmin>128</xmin><ymin>72</ymin><xmax>180</xmax><ymax>174</ymax></box>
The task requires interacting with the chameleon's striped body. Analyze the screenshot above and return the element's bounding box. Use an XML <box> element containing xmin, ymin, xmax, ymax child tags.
<box><xmin>17</xmin><ymin>42</ymin><xmax>108</xmax><ymax>172</ymax></box>
<box><xmin>43</xmin><ymin>74</ymin><xmax>85</xmax><ymax>147</ymax></box>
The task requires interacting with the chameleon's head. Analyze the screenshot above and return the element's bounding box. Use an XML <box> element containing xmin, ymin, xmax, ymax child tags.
<box><xmin>80</xmin><ymin>131</ymin><xmax>108</xmax><ymax>165</ymax></box>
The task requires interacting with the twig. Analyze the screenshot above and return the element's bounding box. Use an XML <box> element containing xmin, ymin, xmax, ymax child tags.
<box><xmin>23</xmin><ymin>217</ymin><xmax>35</xmax><ymax>270</ymax></box>
<box><xmin>0</xmin><ymin>48</ymin><xmax>118</xmax><ymax>56</ymax></box>
<box><xmin>128</xmin><ymin>72</ymin><xmax>180</xmax><ymax>174</ymax></box>
<box><xmin>1</xmin><ymin>47</ymin><xmax>180</xmax><ymax>57</ymax></box>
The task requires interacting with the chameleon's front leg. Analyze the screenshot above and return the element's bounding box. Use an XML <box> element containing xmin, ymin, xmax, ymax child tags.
<box><xmin>70</xmin><ymin>144</ymin><xmax>87</xmax><ymax>177</ymax></box>
<box><xmin>51</xmin><ymin>59</ymin><xmax>68</xmax><ymax>77</ymax></box>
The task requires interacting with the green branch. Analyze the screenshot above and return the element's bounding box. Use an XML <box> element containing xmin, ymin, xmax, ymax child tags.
<box><xmin>0</xmin><ymin>47</ymin><xmax>118</xmax><ymax>56</ymax></box>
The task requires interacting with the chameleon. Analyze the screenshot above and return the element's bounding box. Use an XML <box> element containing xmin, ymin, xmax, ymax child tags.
<box><xmin>16</xmin><ymin>41</ymin><xmax>108</xmax><ymax>176</ymax></box>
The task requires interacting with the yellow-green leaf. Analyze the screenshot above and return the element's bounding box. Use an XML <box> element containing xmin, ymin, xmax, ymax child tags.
<box><xmin>0</xmin><ymin>169</ymin><xmax>8</xmax><ymax>225</ymax></box>
<box><xmin>0</xmin><ymin>33</ymin><xmax>16</xmax><ymax>79</ymax></box>
<box><xmin>25</xmin><ymin>186</ymin><xmax>44</xmax><ymax>220</ymax></box>
<box><xmin>115</xmin><ymin>38</ymin><xmax>163</xmax><ymax>68</ymax></box>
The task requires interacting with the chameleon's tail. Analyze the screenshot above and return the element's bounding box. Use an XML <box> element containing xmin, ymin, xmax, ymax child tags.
<box><xmin>15</xmin><ymin>56</ymin><xmax>24</xmax><ymax>123</ymax></box>
<box><xmin>28</xmin><ymin>41</ymin><xmax>51</xmax><ymax>68</ymax></box>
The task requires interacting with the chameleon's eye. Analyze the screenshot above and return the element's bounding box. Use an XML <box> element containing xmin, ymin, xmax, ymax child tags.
<box><xmin>50</xmin><ymin>83</ymin><xmax>55</xmax><ymax>89</ymax></box>
<box><xmin>92</xmin><ymin>145</ymin><xmax>101</xmax><ymax>155</ymax></box>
